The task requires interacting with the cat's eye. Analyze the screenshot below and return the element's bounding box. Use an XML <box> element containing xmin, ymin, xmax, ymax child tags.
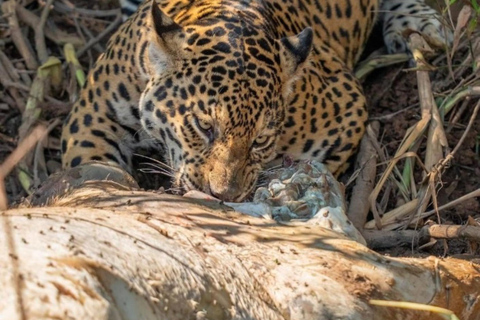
<box><xmin>253</xmin><ymin>135</ymin><xmax>269</xmax><ymax>148</ymax></box>
<box><xmin>196</xmin><ymin>119</ymin><xmax>212</xmax><ymax>131</ymax></box>
<box><xmin>194</xmin><ymin>117</ymin><xmax>214</xmax><ymax>141</ymax></box>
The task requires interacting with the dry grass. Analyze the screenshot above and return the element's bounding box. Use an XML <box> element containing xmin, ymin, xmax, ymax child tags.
<box><xmin>352</xmin><ymin>2</ymin><xmax>480</xmax><ymax>253</ymax></box>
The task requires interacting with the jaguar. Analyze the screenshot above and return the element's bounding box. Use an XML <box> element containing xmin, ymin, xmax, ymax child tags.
<box><xmin>61</xmin><ymin>0</ymin><xmax>449</xmax><ymax>201</ymax></box>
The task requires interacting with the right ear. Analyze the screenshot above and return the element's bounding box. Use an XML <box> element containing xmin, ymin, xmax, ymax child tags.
<box><xmin>276</xmin><ymin>27</ymin><xmax>313</xmax><ymax>97</ymax></box>
<box><xmin>148</xmin><ymin>3</ymin><xmax>185</xmax><ymax>73</ymax></box>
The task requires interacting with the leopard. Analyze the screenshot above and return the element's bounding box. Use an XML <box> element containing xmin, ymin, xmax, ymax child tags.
<box><xmin>61</xmin><ymin>0</ymin><xmax>450</xmax><ymax>202</ymax></box>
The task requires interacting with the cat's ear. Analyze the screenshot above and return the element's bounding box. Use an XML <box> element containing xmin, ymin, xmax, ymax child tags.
<box><xmin>277</xmin><ymin>27</ymin><xmax>313</xmax><ymax>77</ymax></box>
<box><xmin>148</xmin><ymin>3</ymin><xmax>186</xmax><ymax>73</ymax></box>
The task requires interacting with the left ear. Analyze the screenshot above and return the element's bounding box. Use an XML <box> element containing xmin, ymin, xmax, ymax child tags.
<box><xmin>277</xmin><ymin>27</ymin><xmax>313</xmax><ymax>78</ymax></box>
<box><xmin>148</xmin><ymin>2</ymin><xmax>186</xmax><ymax>73</ymax></box>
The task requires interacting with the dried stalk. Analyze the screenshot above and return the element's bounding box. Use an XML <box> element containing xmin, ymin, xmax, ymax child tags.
<box><xmin>348</xmin><ymin>121</ymin><xmax>379</xmax><ymax>231</ymax></box>
<box><xmin>0</xmin><ymin>50</ymin><xmax>26</xmax><ymax>112</ymax></box>
<box><xmin>77</xmin><ymin>13</ymin><xmax>123</xmax><ymax>57</ymax></box>
<box><xmin>15</xmin><ymin>5</ymin><xmax>84</xmax><ymax>47</ymax></box>
<box><xmin>34</xmin><ymin>0</ymin><xmax>55</xmax><ymax>63</ymax></box>
<box><xmin>2</xmin><ymin>1</ymin><xmax>38</xmax><ymax>70</ymax></box>
<box><xmin>0</xmin><ymin>125</ymin><xmax>47</xmax><ymax>210</ymax></box>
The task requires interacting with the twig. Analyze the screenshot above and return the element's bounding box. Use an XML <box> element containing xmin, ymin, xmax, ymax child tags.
<box><xmin>367</xmin><ymin>34</ymin><xmax>441</xmax><ymax>230</ymax></box>
<box><xmin>71</xmin><ymin>15</ymin><xmax>92</xmax><ymax>66</ymax></box>
<box><xmin>420</xmin><ymin>188</ymin><xmax>480</xmax><ymax>218</ymax></box>
<box><xmin>54</xmin><ymin>1</ymin><xmax>122</xmax><ymax>17</ymax></box>
<box><xmin>370</xmin><ymin>103</ymin><xmax>418</xmax><ymax>121</ymax></box>
<box><xmin>0</xmin><ymin>50</ymin><xmax>23</xmax><ymax>84</ymax></box>
<box><xmin>446</xmin><ymin>98</ymin><xmax>469</xmax><ymax>133</ymax></box>
<box><xmin>355</xmin><ymin>53</ymin><xmax>409</xmax><ymax>82</ymax></box>
<box><xmin>79</xmin><ymin>23</ymin><xmax>105</xmax><ymax>53</ymax></box>
<box><xmin>410</xmin><ymin>98</ymin><xmax>480</xmax><ymax>224</ymax></box>
<box><xmin>407</xmin><ymin>33</ymin><xmax>448</xmax><ymax>227</ymax></box>
<box><xmin>0</xmin><ymin>95</ymin><xmax>17</xmax><ymax>112</ymax></box>
<box><xmin>441</xmin><ymin>86</ymin><xmax>480</xmax><ymax>114</ymax></box>
<box><xmin>424</xmin><ymin>224</ymin><xmax>480</xmax><ymax>243</ymax></box>
<box><xmin>2</xmin><ymin>1</ymin><xmax>38</xmax><ymax>70</ymax></box>
<box><xmin>77</xmin><ymin>13</ymin><xmax>123</xmax><ymax>57</ymax></box>
<box><xmin>347</xmin><ymin>121</ymin><xmax>379</xmax><ymax>231</ymax></box>
<box><xmin>410</xmin><ymin>33</ymin><xmax>448</xmax><ymax>170</ymax></box>
<box><xmin>33</xmin><ymin>119</ymin><xmax>61</xmax><ymax>188</ymax></box>
<box><xmin>14</xmin><ymin>62</ymin><xmax>32</xmax><ymax>87</ymax></box>
<box><xmin>368</xmin><ymin>130</ymin><xmax>431</xmax><ymax>229</ymax></box>
<box><xmin>64</xmin><ymin>43</ymin><xmax>86</xmax><ymax>89</ymax></box>
<box><xmin>0</xmin><ymin>132</ymin><xmax>15</xmax><ymax>144</ymax></box>
<box><xmin>364</xmin><ymin>198</ymin><xmax>420</xmax><ymax>231</ymax></box>
<box><xmin>370</xmin><ymin>300</ymin><xmax>459</xmax><ymax>320</ymax></box>
<box><xmin>3</xmin><ymin>80</ymin><xmax>68</xmax><ymax>106</ymax></box>
<box><xmin>0</xmin><ymin>51</ymin><xmax>26</xmax><ymax>112</ymax></box>
<box><xmin>363</xmin><ymin>229</ymin><xmax>429</xmax><ymax>249</ymax></box>
<box><xmin>34</xmin><ymin>0</ymin><xmax>55</xmax><ymax>64</ymax></box>
<box><xmin>0</xmin><ymin>125</ymin><xmax>47</xmax><ymax>210</ymax></box>
<box><xmin>15</xmin><ymin>5</ymin><xmax>84</xmax><ymax>47</ymax></box>
<box><xmin>447</xmin><ymin>99</ymin><xmax>480</xmax><ymax>159</ymax></box>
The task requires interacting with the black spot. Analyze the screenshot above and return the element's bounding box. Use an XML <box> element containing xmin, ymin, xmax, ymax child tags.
<box><xmin>154</xmin><ymin>86</ymin><xmax>167</xmax><ymax>101</ymax></box>
<box><xmin>92</xmin><ymin>130</ymin><xmax>106</xmax><ymax>137</ymax></box>
<box><xmin>343</xmin><ymin>82</ymin><xmax>353</xmax><ymax>91</ymax></box>
<box><xmin>88</xmin><ymin>90</ymin><xmax>94</xmax><ymax>103</ymax></box>
<box><xmin>180</xmin><ymin>88</ymin><xmax>188</xmax><ymax>100</ymax></box>
<box><xmin>328</xmin><ymin>128</ymin><xmax>339</xmax><ymax>135</ymax></box>
<box><xmin>84</xmin><ymin>114</ymin><xmax>93</xmax><ymax>127</ymax></box>
<box><xmin>341</xmin><ymin>143</ymin><xmax>353</xmax><ymax>152</ymax></box>
<box><xmin>118</xmin><ymin>83</ymin><xmax>131</xmax><ymax>101</ymax></box>
<box><xmin>71</xmin><ymin>156</ymin><xmax>82</xmax><ymax>167</ymax></box>
<box><xmin>178</xmin><ymin>104</ymin><xmax>187</xmax><ymax>115</ymax></box>
<box><xmin>61</xmin><ymin>139</ymin><xmax>67</xmax><ymax>153</ymax></box>
<box><xmin>104</xmin><ymin>153</ymin><xmax>120</xmax><ymax>163</ymax></box>
<box><xmin>80</xmin><ymin>140</ymin><xmax>95</xmax><ymax>148</ymax></box>
<box><xmin>130</xmin><ymin>106</ymin><xmax>140</xmax><ymax>119</ymax></box>
<box><xmin>155</xmin><ymin>109</ymin><xmax>167</xmax><ymax>124</ymax></box>
<box><xmin>145</xmin><ymin>100</ymin><xmax>154</xmax><ymax>112</ymax></box>
<box><xmin>303</xmin><ymin>139</ymin><xmax>314</xmax><ymax>153</ymax></box>
<box><xmin>212</xmin><ymin>42</ymin><xmax>231</xmax><ymax>53</ymax></box>
<box><xmin>188</xmin><ymin>85</ymin><xmax>196</xmax><ymax>95</ymax></box>
<box><xmin>196</xmin><ymin>38</ymin><xmax>211</xmax><ymax>46</ymax></box>
<box><xmin>187</xmin><ymin>33</ymin><xmax>200</xmax><ymax>45</ymax></box>
<box><xmin>284</xmin><ymin>116</ymin><xmax>295</xmax><ymax>128</ymax></box>
<box><xmin>256</xmin><ymin>79</ymin><xmax>268</xmax><ymax>87</ymax></box>
<box><xmin>70</xmin><ymin>119</ymin><xmax>79</xmax><ymax>134</ymax></box>
<box><xmin>192</xmin><ymin>75</ymin><xmax>202</xmax><ymax>84</ymax></box>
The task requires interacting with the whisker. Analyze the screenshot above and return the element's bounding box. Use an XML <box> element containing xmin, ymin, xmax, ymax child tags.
<box><xmin>139</xmin><ymin>163</ymin><xmax>174</xmax><ymax>175</ymax></box>
<box><xmin>133</xmin><ymin>127</ymin><xmax>148</xmax><ymax>141</ymax></box>
<box><xmin>138</xmin><ymin>168</ymin><xmax>175</xmax><ymax>178</ymax></box>
<box><xmin>139</xmin><ymin>162</ymin><xmax>173</xmax><ymax>172</ymax></box>
<box><xmin>133</xmin><ymin>153</ymin><xmax>176</xmax><ymax>171</ymax></box>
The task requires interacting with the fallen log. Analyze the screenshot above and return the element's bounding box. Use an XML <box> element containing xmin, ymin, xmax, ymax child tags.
<box><xmin>1</xmin><ymin>181</ymin><xmax>479</xmax><ymax>320</ymax></box>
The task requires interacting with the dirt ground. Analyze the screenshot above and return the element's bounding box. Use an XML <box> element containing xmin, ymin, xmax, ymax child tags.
<box><xmin>0</xmin><ymin>0</ymin><xmax>479</xmax><ymax>258</ymax></box>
